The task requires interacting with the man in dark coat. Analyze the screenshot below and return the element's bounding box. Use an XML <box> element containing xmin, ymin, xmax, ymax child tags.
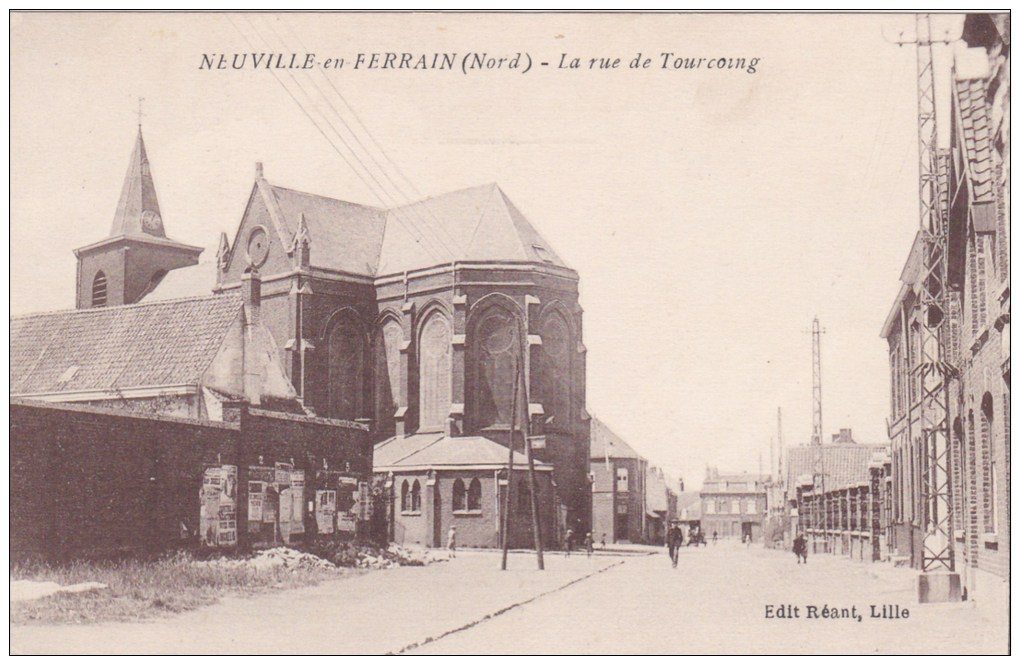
<box><xmin>793</xmin><ymin>533</ymin><xmax>808</xmax><ymax>564</ymax></box>
<box><xmin>666</xmin><ymin>521</ymin><xmax>684</xmax><ymax>568</ymax></box>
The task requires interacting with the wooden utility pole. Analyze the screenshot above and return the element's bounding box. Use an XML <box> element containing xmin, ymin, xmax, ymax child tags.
<box><xmin>500</xmin><ymin>353</ymin><xmax>520</xmax><ymax>571</ymax></box>
<box><xmin>518</xmin><ymin>323</ymin><xmax>545</xmax><ymax>569</ymax></box>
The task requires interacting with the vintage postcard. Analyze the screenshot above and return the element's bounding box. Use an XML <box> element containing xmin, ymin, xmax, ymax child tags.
<box><xmin>8</xmin><ymin>11</ymin><xmax>1010</xmax><ymax>655</ymax></box>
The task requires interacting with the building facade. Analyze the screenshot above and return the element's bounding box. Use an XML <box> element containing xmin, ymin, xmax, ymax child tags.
<box><xmin>881</xmin><ymin>13</ymin><xmax>1009</xmax><ymax>601</ymax></box>
<box><xmin>699</xmin><ymin>469</ymin><xmax>767</xmax><ymax>542</ymax></box>
<box><xmin>590</xmin><ymin>417</ymin><xmax>647</xmax><ymax>544</ymax></box>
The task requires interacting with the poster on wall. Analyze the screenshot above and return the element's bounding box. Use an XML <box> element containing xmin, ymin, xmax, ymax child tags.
<box><xmin>290</xmin><ymin>469</ymin><xmax>306</xmax><ymax>535</ymax></box>
<box><xmin>316</xmin><ymin>490</ymin><xmax>337</xmax><ymax>534</ymax></box>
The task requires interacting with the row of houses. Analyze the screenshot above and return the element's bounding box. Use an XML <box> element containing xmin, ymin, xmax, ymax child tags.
<box><xmin>761</xmin><ymin>15</ymin><xmax>1009</xmax><ymax>604</ymax></box>
<box><xmin>881</xmin><ymin>14</ymin><xmax>1009</xmax><ymax>603</ymax></box>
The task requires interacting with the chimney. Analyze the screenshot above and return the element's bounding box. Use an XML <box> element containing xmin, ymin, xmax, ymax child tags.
<box><xmin>241</xmin><ymin>267</ymin><xmax>261</xmax><ymax>326</ymax></box>
<box><xmin>241</xmin><ymin>267</ymin><xmax>262</xmax><ymax>405</ymax></box>
<box><xmin>255</xmin><ymin>161</ymin><xmax>264</xmax><ymax>179</ymax></box>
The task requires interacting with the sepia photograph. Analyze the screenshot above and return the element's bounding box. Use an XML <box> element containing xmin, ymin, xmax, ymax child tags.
<box><xmin>8</xmin><ymin>10</ymin><xmax>1010</xmax><ymax>654</ymax></box>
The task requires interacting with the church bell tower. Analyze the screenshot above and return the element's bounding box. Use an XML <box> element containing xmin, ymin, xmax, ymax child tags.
<box><xmin>74</xmin><ymin>127</ymin><xmax>202</xmax><ymax>309</ymax></box>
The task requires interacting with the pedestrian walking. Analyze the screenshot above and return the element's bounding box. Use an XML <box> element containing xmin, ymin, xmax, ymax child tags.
<box><xmin>564</xmin><ymin>528</ymin><xmax>575</xmax><ymax>557</ymax></box>
<box><xmin>712</xmin><ymin>530</ymin><xmax>718</xmax><ymax>545</ymax></box>
<box><xmin>584</xmin><ymin>532</ymin><xmax>594</xmax><ymax>558</ymax></box>
<box><xmin>600</xmin><ymin>533</ymin><xmax>607</xmax><ymax>549</ymax></box>
<box><xmin>667</xmin><ymin>520</ymin><xmax>684</xmax><ymax>568</ymax></box>
<box><xmin>447</xmin><ymin>526</ymin><xmax>457</xmax><ymax>558</ymax></box>
<box><xmin>793</xmin><ymin>533</ymin><xmax>808</xmax><ymax>564</ymax></box>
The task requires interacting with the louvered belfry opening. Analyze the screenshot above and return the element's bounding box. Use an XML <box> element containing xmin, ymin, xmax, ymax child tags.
<box><xmin>91</xmin><ymin>271</ymin><xmax>108</xmax><ymax>307</ymax></box>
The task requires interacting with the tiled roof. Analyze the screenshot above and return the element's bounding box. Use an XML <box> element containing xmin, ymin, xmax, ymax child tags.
<box><xmin>954</xmin><ymin>77</ymin><xmax>995</xmax><ymax>204</ymax></box>
<box><xmin>785</xmin><ymin>443</ymin><xmax>888</xmax><ymax>492</ymax></box>
<box><xmin>589</xmin><ymin>416</ymin><xmax>644</xmax><ymax>461</ymax></box>
<box><xmin>374</xmin><ymin>433</ymin><xmax>549</xmax><ymax>470</ymax></box>
<box><xmin>10</xmin><ymin>294</ymin><xmax>241</xmax><ymax>396</ymax></box>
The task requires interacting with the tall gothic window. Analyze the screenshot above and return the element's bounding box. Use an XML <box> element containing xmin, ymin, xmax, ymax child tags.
<box><xmin>92</xmin><ymin>271</ymin><xmax>108</xmax><ymax>307</ymax></box>
<box><xmin>470</xmin><ymin>307</ymin><xmax>520</xmax><ymax>431</ymax></box>
<box><xmin>327</xmin><ymin>314</ymin><xmax>365</xmax><ymax>419</ymax></box>
<box><xmin>540</xmin><ymin>312</ymin><xmax>571</xmax><ymax>432</ymax></box>
<box><xmin>374</xmin><ymin>320</ymin><xmax>403</xmax><ymax>436</ymax></box>
<box><xmin>419</xmin><ymin>312</ymin><xmax>452</xmax><ymax>430</ymax></box>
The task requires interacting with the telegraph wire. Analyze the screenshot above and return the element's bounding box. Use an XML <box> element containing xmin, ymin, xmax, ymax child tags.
<box><xmin>227</xmin><ymin>14</ymin><xmax>451</xmax><ymax>264</ymax></box>
<box><xmin>268</xmin><ymin>15</ymin><xmax>464</xmax><ymax>253</ymax></box>
<box><xmin>238</xmin><ymin>14</ymin><xmax>452</xmax><ymax>262</ymax></box>
<box><xmin>271</xmin><ymin>16</ymin><xmax>463</xmax><ymax>251</ymax></box>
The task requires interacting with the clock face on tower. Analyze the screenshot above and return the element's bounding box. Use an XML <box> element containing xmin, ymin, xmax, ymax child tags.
<box><xmin>140</xmin><ymin>210</ymin><xmax>163</xmax><ymax>234</ymax></box>
<box><xmin>246</xmin><ymin>226</ymin><xmax>270</xmax><ymax>267</ymax></box>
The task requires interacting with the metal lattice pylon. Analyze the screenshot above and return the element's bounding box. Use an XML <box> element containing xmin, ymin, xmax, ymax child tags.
<box><xmin>909</xmin><ymin>14</ymin><xmax>956</xmax><ymax>573</ymax></box>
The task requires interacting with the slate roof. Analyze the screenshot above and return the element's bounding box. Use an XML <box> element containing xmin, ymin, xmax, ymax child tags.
<box><xmin>374</xmin><ymin>433</ymin><xmax>549</xmax><ymax>470</ymax></box>
<box><xmin>110</xmin><ymin>128</ymin><xmax>165</xmax><ymax>239</ymax></box>
<box><xmin>953</xmin><ymin>77</ymin><xmax>995</xmax><ymax>204</ymax></box>
<box><xmin>589</xmin><ymin>416</ymin><xmax>644</xmax><ymax>461</ymax></box>
<box><xmin>785</xmin><ymin>443</ymin><xmax>889</xmax><ymax>492</ymax></box>
<box><xmin>259</xmin><ymin>181</ymin><xmax>569</xmax><ymax>277</ymax></box>
<box><xmin>10</xmin><ymin>294</ymin><xmax>241</xmax><ymax>396</ymax></box>
<box><xmin>266</xmin><ymin>183</ymin><xmax>388</xmax><ymax>276</ymax></box>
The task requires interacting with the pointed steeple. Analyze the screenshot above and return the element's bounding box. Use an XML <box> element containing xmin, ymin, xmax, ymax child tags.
<box><xmin>110</xmin><ymin>127</ymin><xmax>165</xmax><ymax>238</ymax></box>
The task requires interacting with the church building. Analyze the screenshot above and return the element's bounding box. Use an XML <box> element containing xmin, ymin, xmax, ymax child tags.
<box><xmin>16</xmin><ymin>127</ymin><xmax>594</xmax><ymax>547</ymax></box>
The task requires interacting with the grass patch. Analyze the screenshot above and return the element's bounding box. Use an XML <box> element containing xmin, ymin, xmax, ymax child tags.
<box><xmin>10</xmin><ymin>550</ymin><xmax>349</xmax><ymax>626</ymax></box>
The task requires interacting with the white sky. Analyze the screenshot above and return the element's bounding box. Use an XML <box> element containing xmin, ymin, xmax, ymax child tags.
<box><xmin>10</xmin><ymin>12</ymin><xmax>969</xmax><ymax>489</ymax></box>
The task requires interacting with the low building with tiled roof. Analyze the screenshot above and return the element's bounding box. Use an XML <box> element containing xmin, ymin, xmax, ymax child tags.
<box><xmin>373</xmin><ymin>432</ymin><xmax>555</xmax><ymax>549</ymax></box>
<box><xmin>10</xmin><ymin>287</ymin><xmax>297</xmax><ymax>421</ymax></box>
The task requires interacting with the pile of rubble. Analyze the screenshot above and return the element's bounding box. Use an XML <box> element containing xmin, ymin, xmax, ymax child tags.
<box><xmin>194</xmin><ymin>546</ymin><xmax>336</xmax><ymax>572</ymax></box>
<box><xmin>195</xmin><ymin>542</ymin><xmax>448</xmax><ymax>572</ymax></box>
<box><xmin>308</xmin><ymin>541</ymin><xmax>445</xmax><ymax>569</ymax></box>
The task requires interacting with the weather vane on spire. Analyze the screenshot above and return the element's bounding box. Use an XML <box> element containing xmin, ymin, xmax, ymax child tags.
<box><xmin>137</xmin><ymin>96</ymin><xmax>145</xmax><ymax>129</ymax></box>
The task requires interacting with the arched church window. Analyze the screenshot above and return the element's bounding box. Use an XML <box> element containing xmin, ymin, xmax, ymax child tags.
<box><xmin>470</xmin><ymin>307</ymin><xmax>520</xmax><ymax>431</ymax></box>
<box><xmin>468</xmin><ymin>478</ymin><xmax>482</xmax><ymax>511</ymax></box>
<box><xmin>411</xmin><ymin>480</ymin><xmax>422</xmax><ymax>512</ymax></box>
<box><xmin>327</xmin><ymin>314</ymin><xmax>365</xmax><ymax>420</ymax></box>
<box><xmin>401</xmin><ymin>480</ymin><xmax>410</xmax><ymax>512</ymax></box>
<box><xmin>374</xmin><ymin>319</ymin><xmax>403</xmax><ymax>436</ymax></box>
<box><xmin>92</xmin><ymin>271</ymin><xmax>108</xmax><ymax>307</ymax></box>
<box><xmin>540</xmin><ymin>312</ymin><xmax>572</xmax><ymax>432</ymax></box>
<box><xmin>452</xmin><ymin>478</ymin><xmax>466</xmax><ymax>512</ymax></box>
<box><xmin>419</xmin><ymin>312</ymin><xmax>452</xmax><ymax>430</ymax></box>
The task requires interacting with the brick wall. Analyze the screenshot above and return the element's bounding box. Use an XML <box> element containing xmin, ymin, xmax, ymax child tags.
<box><xmin>10</xmin><ymin>401</ymin><xmax>372</xmax><ymax>561</ymax></box>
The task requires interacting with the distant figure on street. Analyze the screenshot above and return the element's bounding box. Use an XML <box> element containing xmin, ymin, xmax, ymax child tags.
<box><xmin>793</xmin><ymin>533</ymin><xmax>808</xmax><ymax>564</ymax></box>
<box><xmin>584</xmin><ymin>532</ymin><xmax>594</xmax><ymax>558</ymax></box>
<box><xmin>564</xmin><ymin>528</ymin><xmax>575</xmax><ymax>556</ymax></box>
<box><xmin>600</xmin><ymin>533</ymin><xmax>607</xmax><ymax>549</ymax></box>
<box><xmin>667</xmin><ymin>521</ymin><xmax>684</xmax><ymax>568</ymax></box>
<box><xmin>712</xmin><ymin>530</ymin><xmax>718</xmax><ymax>545</ymax></box>
<box><xmin>447</xmin><ymin>526</ymin><xmax>457</xmax><ymax>558</ymax></box>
